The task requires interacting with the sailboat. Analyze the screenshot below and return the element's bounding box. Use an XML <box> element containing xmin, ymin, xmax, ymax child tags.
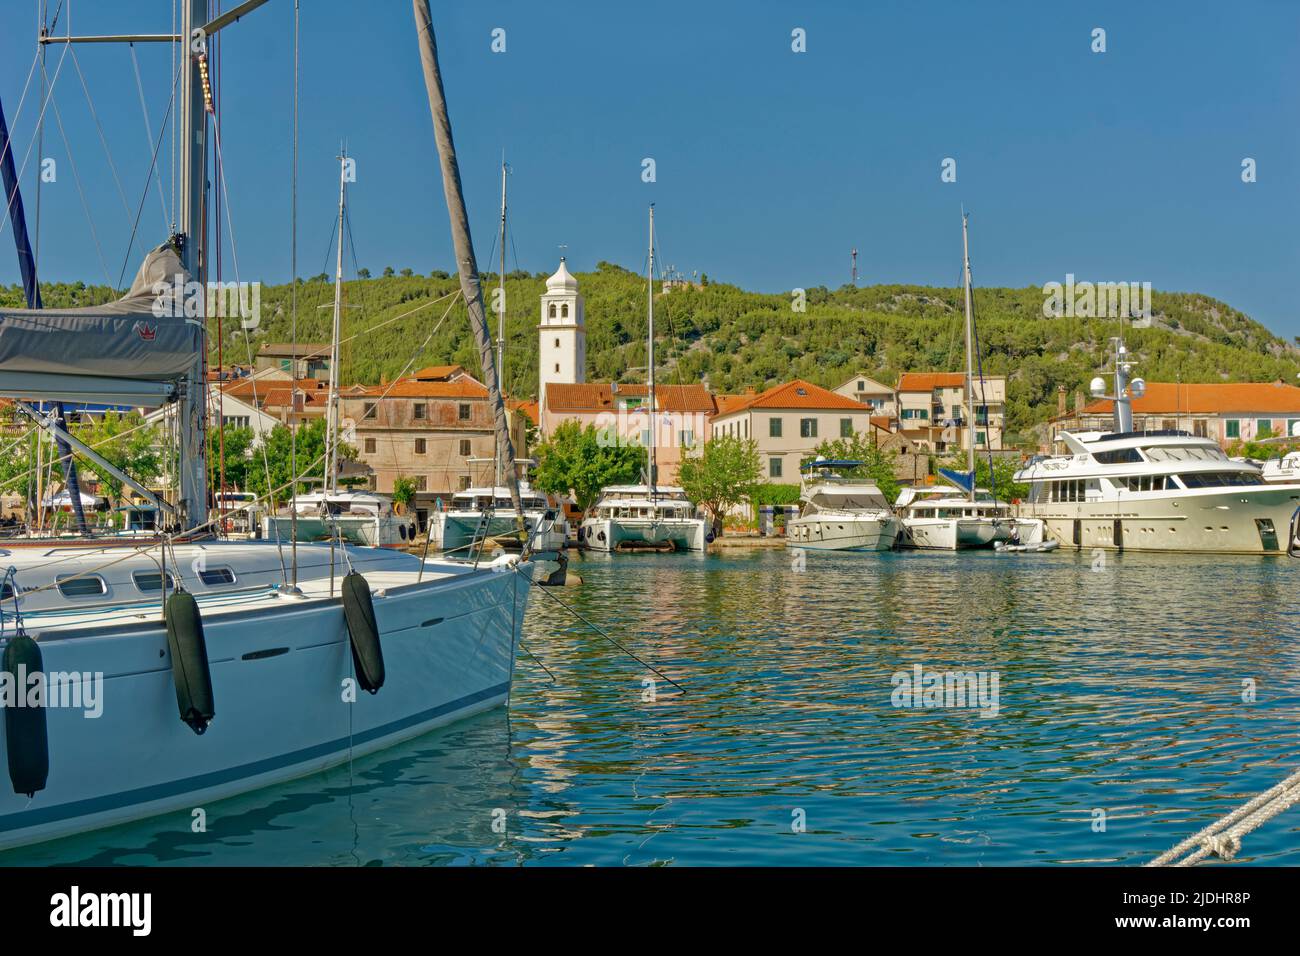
<box><xmin>897</xmin><ymin>212</ymin><xmax>1014</xmax><ymax>550</ymax></box>
<box><xmin>431</xmin><ymin>158</ymin><xmax>569</xmax><ymax>557</ymax></box>
<box><xmin>262</xmin><ymin>152</ymin><xmax>413</xmax><ymax>549</ymax></box>
<box><xmin>579</xmin><ymin>206</ymin><xmax>709</xmax><ymax>553</ymax></box>
<box><xmin>0</xmin><ymin>0</ymin><xmax>539</xmax><ymax>850</ymax></box>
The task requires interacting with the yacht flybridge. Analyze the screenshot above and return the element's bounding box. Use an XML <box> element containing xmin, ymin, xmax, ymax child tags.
<box><xmin>1014</xmin><ymin>340</ymin><xmax>1300</xmax><ymax>553</ymax></box>
<box><xmin>580</xmin><ymin>484</ymin><xmax>709</xmax><ymax>552</ymax></box>
<box><xmin>579</xmin><ymin>205</ymin><xmax>709</xmax><ymax>553</ymax></box>
<box><xmin>0</xmin><ymin>1</ymin><xmax>543</xmax><ymax>850</ymax></box>
<box><xmin>787</xmin><ymin>459</ymin><xmax>900</xmax><ymax>551</ymax></box>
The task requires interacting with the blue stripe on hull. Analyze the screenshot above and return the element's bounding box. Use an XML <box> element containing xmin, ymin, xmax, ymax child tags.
<box><xmin>0</xmin><ymin>680</ymin><xmax>510</xmax><ymax>837</ymax></box>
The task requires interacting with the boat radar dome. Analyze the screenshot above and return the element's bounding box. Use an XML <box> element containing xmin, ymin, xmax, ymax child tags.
<box><xmin>1090</xmin><ymin>376</ymin><xmax>1106</xmax><ymax>397</ymax></box>
<box><xmin>1129</xmin><ymin>377</ymin><xmax>1146</xmax><ymax>398</ymax></box>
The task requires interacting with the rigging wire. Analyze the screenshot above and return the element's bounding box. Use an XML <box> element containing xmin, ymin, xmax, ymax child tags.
<box><xmin>114</xmin><ymin>55</ymin><xmax>182</xmax><ymax>290</ymax></box>
<box><xmin>128</xmin><ymin>42</ymin><xmax>170</xmax><ymax>229</ymax></box>
<box><xmin>67</xmin><ymin>43</ymin><xmax>133</xmax><ymax>223</ymax></box>
<box><xmin>0</xmin><ymin>40</ymin><xmax>69</xmax><ymax>242</ymax></box>
<box><xmin>46</xmin><ymin>94</ymin><xmax>112</xmax><ymax>286</ymax></box>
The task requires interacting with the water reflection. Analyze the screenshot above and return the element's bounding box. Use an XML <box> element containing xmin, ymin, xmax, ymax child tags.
<box><xmin>5</xmin><ymin>548</ymin><xmax>1300</xmax><ymax>866</ymax></box>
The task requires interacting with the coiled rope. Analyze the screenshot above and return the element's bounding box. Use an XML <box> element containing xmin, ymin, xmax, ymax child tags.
<box><xmin>1147</xmin><ymin>764</ymin><xmax>1300</xmax><ymax>866</ymax></box>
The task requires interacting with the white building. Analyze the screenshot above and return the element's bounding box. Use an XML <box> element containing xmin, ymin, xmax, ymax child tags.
<box><xmin>537</xmin><ymin>259</ymin><xmax>586</xmax><ymax>414</ymax></box>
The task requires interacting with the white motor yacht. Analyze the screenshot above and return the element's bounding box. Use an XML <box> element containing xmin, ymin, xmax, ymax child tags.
<box><xmin>1014</xmin><ymin>340</ymin><xmax>1300</xmax><ymax>553</ymax></box>
<box><xmin>896</xmin><ymin>485</ymin><xmax>1013</xmax><ymax>550</ymax></box>
<box><xmin>787</xmin><ymin>459</ymin><xmax>900</xmax><ymax>551</ymax></box>
<box><xmin>263</xmin><ymin>490</ymin><xmax>416</xmax><ymax>549</ymax></box>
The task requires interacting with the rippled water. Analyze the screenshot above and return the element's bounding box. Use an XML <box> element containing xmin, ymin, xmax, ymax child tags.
<box><xmin>7</xmin><ymin>547</ymin><xmax>1300</xmax><ymax>866</ymax></box>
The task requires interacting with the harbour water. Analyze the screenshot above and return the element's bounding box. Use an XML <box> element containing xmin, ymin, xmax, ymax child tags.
<box><xmin>6</xmin><ymin>548</ymin><xmax>1300</xmax><ymax>866</ymax></box>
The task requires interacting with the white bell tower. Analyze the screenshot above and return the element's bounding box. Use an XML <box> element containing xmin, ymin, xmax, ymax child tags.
<box><xmin>539</xmin><ymin>258</ymin><xmax>586</xmax><ymax>395</ymax></box>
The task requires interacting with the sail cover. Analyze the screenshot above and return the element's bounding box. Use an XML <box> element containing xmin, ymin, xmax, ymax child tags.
<box><xmin>0</xmin><ymin>243</ymin><xmax>202</xmax><ymax>404</ymax></box>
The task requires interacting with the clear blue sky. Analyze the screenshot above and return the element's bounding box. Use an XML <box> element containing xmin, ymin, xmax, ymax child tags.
<box><xmin>2</xmin><ymin>1</ymin><xmax>1298</xmax><ymax>335</ymax></box>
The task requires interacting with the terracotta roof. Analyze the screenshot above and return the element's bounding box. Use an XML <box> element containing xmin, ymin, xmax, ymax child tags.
<box><xmin>1071</xmin><ymin>381</ymin><xmax>1300</xmax><ymax>418</ymax></box>
<box><xmin>508</xmin><ymin>398</ymin><xmax>539</xmax><ymax>424</ymax></box>
<box><xmin>711</xmin><ymin>379</ymin><xmax>869</xmax><ymax>418</ymax></box>
<box><xmin>545</xmin><ymin>382</ymin><xmax>717</xmax><ymax>414</ymax></box>
<box><xmin>713</xmin><ymin>394</ymin><xmax>750</xmax><ymax>416</ymax></box>
<box><xmin>897</xmin><ymin>372</ymin><xmax>967</xmax><ymax>391</ymax></box>
<box><xmin>355</xmin><ymin>377</ymin><xmax>488</xmax><ymax>399</ymax></box>
<box><xmin>870</xmin><ymin>415</ymin><xmax>893</xmax><ymax>431</ymax></box>
<box><xmin>411</xmin><ymin>364</ymin><xmax>466</xmax><ymax>381</ymax></box>
<box><xmin>223</xmin><ymin>377</ymin><xmax>328</xmax><ymax>401</ymax></box>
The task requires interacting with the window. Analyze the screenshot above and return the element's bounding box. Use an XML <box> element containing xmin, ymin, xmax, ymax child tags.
<box><xmin>1226</xmin><ymin>419</ymin><xmax>1240</xmax><ymax>439</ymax></box>
<box><xmin>413</xmin><ymin>403</ymin><xmax>426</xmax><ymax>420</ymax></box>
<box><xmin>549</xmin><ymin>303</ymin><xmax>556</xmax><ymax>318</ymax></box>
<box><xmin>554</xmin><ymin>337</ymin><xmax>560</xmax><ymax>348</ymax></box>
<box><xmin>459</xmin><ymin>439</ymin><xmax>471</xmax><ymax>456</ymax></box>
<box><xmin>800</xmin><ymin>418</ymin><xmax>817</xmax><ymax>438</ymax></box>
<box><xmin>1193</xmin><ymin>419</ymin><xmax>1207</xmax><ymax>438</ymax></box>
<box><xmin>1257</xmin><ymin>419</ymin><xmax>1274</xmax><ymax>438</ymax></box>
<box><xmin>132</xmin><ymin>570</ymin><xmax>176</xmax><ymax>593</ymax></box>
<box><xmin>976</xmin><ymin>405</ymin><xmax>989</xmax><ymax>426</ymax></box>
<box><xmin>769</xmin><ymin>417</ymin><xmax>782</xmax><ymax>438</ymax></box>
<box><xmin>554</xmin><ymin>364</ymin><xmax>560</xmax><ymax>373</ymax></box>
<box><xmin>857</xmin><ymin>380</ymin><xmax>865</xmax><ymax>391</ymax></box>
<box><xmin>1161</xmin><ymin>419</ymin><xmax>1176</xmax><ymax>431</ymax></box>
<box><xmin>1177</xmin><ymin>472</ymin><xmax>1264</xmax><ymax>488</ymax></box>
<box><xmin>363</xmin><ymin>401</ymin><xmax>376</xmax><ymax>420</ymax></box>
<box><xmin>364</xmin><ymin>437</ymin><xmax>376</xmax><ymax>454</ymax></box>
<box><xmin>458</xmin><ymin>476</ymin><xmax>472</xmax><ymax>490</ymax></box>
<box><xmin>1049</xmin><ymin>479</ymin><xmax>1087</xmax><ymax>503</ymax></box>
<box><xmin>640</xmin><ymin>429</ymin><xmax>651</xmax><ymax>447</ymax></box>
<box><xmin>458</xmin><ymin>403</ymin><xmax>471</xmax><ymax>420</ymax></box>
<box><xmin>414</xmin><ymin>476</ymin><xmax>427</xmax><ymax>491</ymax></box>
<box><xmin>976</xmin><ymin>431</ymin><xmax>986</xmax><ymax>446</ymax></box>
<box><xmin>280</xmin><ymin>359</ymin><xmax>291</xmax><ymax>373</ymax></box>
<box><xmin>901</xmin><ymin>408</ymin><xmax>929</xmax><ymax>421</ymax></box>
<box><xmin>769</xmin><ymin>457</ymin><xmax>783</xmax><ymax>478</ymax></box>
<box><xmin>679</xmin><ymin>429</ymin><xmax>695</xmax><ymax>447</ymax></box>
<box><xmin>415</xmin><ymin>438</ymin><xmax>427</xmax><ymax>455</ymax></box>
<box><xmin>561</xmin><ymin>303</ymin><xmax>569</xmax><ymax>318</ymax></box>
<box><xmin>198</xmin><ymin>567</ymin><xmax>236</xmax><ymax>586</ymax></box>
<box><xmin>57</xmin><ymin>574</ymin><xmax>107</xmax><ymax>598</ymax></box>
<box><xmin>1095</xmin><ymin>447</ymin><xmax>1142</xmax><ymax>464</ymax></box>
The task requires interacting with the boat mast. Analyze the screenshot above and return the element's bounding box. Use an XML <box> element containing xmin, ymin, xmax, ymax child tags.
<box><xmin>412</xmin><ymin>0</ymin><xmax>526</xmax><ymax>536</ymax></box>
<box><xmin>326</xmin><ymin>149</ymin><xmax>347</xmax><ymax>495</ymax></box>
<box><xmin>176</xmin><ymin>0</ymin><xmax>209</xmax><ymax>531</ymax></box>
<box><xmin>647</xmin><ymin>203</ymin><xmax>657</xmax><ymax>501</ymax></box>
<box><xmin>961</xmin><ymin>210</ymin><xmax>976</xmax><ymax>503</ymax></box>
<box><xmin>495</xmin><ymin>155</ymin><xmax>507</xmax><ymax>489</ymax></box>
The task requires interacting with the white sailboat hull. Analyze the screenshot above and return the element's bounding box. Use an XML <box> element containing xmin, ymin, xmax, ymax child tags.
<box><xmin>0</xmin><ymin>544</ymin><xmax>530</xmax><ymax>851</ymax></box>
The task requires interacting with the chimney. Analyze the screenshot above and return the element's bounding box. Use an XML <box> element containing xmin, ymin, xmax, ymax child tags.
<box><xmin>380</xmin><ymin>374</ymin><xmax>388</xmax><ymax>387</ymax></box>
<box><xmin>1057</xmin><ymin>385</ymin><xmax>1066</xmax><ymax>417</ymax></box>
<box><xmin>1074</xmin><ymin>390</ymin><xmax>1084</xmax><ymax>413</ymax></box>
<box><xmin>744</xmin><ymin>386</ymin><xmax>756</xmax><ymax>395</ymax></box>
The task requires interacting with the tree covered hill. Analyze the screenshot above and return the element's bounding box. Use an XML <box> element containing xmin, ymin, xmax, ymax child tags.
<box><xmin>5</xmin><ymin>264</ymin><xmax>1298</xmax><ymax>444</ymax></box>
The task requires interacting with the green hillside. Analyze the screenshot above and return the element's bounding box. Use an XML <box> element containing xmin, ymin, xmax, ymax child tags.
<box><xmin>6</xmin><ymin>265</ymin><xmax>1298</xmax><ymax>445</ymax></box>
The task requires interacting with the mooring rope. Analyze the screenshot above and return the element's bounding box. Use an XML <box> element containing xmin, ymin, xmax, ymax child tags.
<box><xmin>1147</xmin><ymin>764</ymin><xmax>1300</xmax><ymax>866</ymax></box>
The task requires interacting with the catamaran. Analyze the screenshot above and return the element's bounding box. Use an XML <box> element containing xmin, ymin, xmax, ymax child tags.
<box><xmin>787</xmin><ymin>459</ymin><xmax>900</xmax><ymax>551</ymax></box>
<box><xmin>0</xmin><ymin>0</ymin><xmax>541</xmax><ymax>850</ymax></box>
<box><xmin>433</xmin><ymin>480</ymin><xmax>569</xmax><ymax>556</ymax></box>
<box><xmin>1013</xmin><ymin>339</ymin><xmax>1300</xmax><ymax>553</ymax></box>
<box><xmin>579</xmin><ymin>206</ymin><xmax>709</xmax><ymax>553</ymax></box>
<box><xmin>897</xmin><ymin>212</ymin><xmax>1013</xmax><ymax>550</ymax></box>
